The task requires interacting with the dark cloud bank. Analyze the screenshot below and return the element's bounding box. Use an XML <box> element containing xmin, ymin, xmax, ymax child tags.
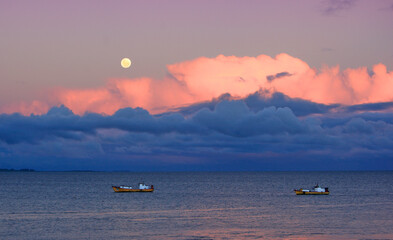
<box><xmin>1</xmin><ymin>91</ymin><xmax>393</xmax><ymax>171</ymax></box>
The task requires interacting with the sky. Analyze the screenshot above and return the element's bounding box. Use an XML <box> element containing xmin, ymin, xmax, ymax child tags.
<box><xmin>1</xmin><ymin>0</ymin><xmax>393</xmax><ymax>171</ymax></box>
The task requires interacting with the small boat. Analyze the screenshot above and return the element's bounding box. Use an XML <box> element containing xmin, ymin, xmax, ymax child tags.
<box><xmin>294</xmin><ymin>184</ymin><xmax>329</xmax><ymax>195</ymax></box>
<box><xmin>112</xmin><ymin>183</ymin><xmax>154</xmax><ymax>192</ymax></box>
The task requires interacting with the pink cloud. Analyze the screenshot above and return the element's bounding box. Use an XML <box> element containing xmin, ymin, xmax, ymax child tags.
<box><xmin>0</xmin><ymin>100</ymin><xmax>49</xmax><ymax>116</ymax></box>
<box><xmin>168</xmin><ymin>53</ymin><xmax>310</xmax><ymax>101</ymax></box>
<box><xmin>51</xmin><ymin>77</ymin><xmax>195</xmax><ymax>115</ymax></box>
<box><xmin>168</xmin><ymin>53</ymin><xmax>393</xmax><ymax>106</ymax></box>
<box><xmin>1</xmin><ymin>54</ymin><xmax>393</xmax><ymax>115</ymax></box>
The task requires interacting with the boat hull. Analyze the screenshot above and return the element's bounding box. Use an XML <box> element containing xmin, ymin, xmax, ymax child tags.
<box><xmin>112</xmin><ymin>186</ymin><xmax>154</xmax><ymax>192</ymax></box>
<box><xmin>294</xmin><ymin>190</ymin><xmax>329</xmax><ymax>195</ymax></box>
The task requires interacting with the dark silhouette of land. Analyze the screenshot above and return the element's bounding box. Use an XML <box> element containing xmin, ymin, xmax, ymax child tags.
<box><xmin>0</xmin><ymin>168</ymin><xmax>35</xmax><ymax>172</ymax></box>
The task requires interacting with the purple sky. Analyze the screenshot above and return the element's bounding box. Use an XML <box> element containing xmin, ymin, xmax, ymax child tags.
<box><xmin>1</xmin><ymin>0</ymin><xmax>393</xmax><ymax>171</ymax></box>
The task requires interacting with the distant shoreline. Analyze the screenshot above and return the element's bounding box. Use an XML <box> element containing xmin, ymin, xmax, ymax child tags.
<box><xmin>0</xmin><ymin>168</ymin><xmax>36</xmax><ymax>172</ymax></box>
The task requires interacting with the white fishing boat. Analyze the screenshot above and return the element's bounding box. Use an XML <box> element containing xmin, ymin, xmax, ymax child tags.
<box><xmin>112</xmin><ymin>183</ymin><xmax>154</xmax><ymax>192</ymax></box>
<box><xmin>294</xmin><ymin>184</ymin><xmax>329</xmax><ymax>195</ymax></box>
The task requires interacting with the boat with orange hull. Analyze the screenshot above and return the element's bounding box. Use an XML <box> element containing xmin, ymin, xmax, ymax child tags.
<box><xmin>112</xmin><ymin>183</ymin><xmax>154</xmax><ymax>192</ymax></box>
<box><xmin>294</xmin><ymin>184</ymin><xmax>329</xmax><ymax>195</ymax></box>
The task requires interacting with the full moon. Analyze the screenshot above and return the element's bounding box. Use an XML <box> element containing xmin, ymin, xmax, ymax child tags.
<box><xmin>121</xmin><ymin>58</ymin><xmax>132</xmax><ymax>68</ymax></box>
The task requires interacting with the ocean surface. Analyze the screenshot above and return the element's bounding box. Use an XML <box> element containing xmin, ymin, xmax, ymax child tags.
<box><xmin>0</xmin><ymin>171</ymin><xmax>392</xmax><ymax>240</ymax></box>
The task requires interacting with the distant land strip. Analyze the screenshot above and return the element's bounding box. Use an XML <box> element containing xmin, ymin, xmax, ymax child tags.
<box><xmin>0</xmin><ymin>168</ymin><xmax>35</xmax><ymax>172</ymax></box>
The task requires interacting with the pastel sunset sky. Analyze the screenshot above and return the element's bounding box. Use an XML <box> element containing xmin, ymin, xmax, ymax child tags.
<box><xmin>1</xmin><ymin>0</ymin><xmax>393</xmax><ymax>171</ymax></box>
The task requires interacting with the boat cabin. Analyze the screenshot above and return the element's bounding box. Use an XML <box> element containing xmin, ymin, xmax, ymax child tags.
<box><xmin>138</xmin><ymin>183</ymin><xmax>152</xmax><ymax>189</ymax></box>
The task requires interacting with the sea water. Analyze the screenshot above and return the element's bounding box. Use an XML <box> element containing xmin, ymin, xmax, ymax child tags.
<box><xmin>0</xmin><ymin>171</ymin><xmax>392</xmax><ymax>239</ymax></box>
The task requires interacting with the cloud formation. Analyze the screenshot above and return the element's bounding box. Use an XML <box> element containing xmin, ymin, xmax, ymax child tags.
<box><xmin>1</xmin><ymin>92</ymin><xmax>393</xmax><ymax>171</ymax></box>
<box><xmin>0</xmin><ymin>94</ymin><xmax>311</xmax><ymax>144</ymax></box>
<box><xmin>321</xmin><ymin>0</ymin><xmax>357</xmax><ymax>15</ymax></box>
<box><xmin>174</xmin><ymin>91</ymin><xmax>339</xmax><ymax>117</ymax></box>
<box><xmin>344</xmin><ymin>102</ymin><xmax>393</xmax><ymax>113</ymax></box>
<box><xmin>1</xmin><ymin>53</ymin><xmax>393</xmax><ymax>118</ymax></box>
<box><xmin>266</xmin><ymin>72</ymin><xmax>292</xmax><ymax>82</ymax></box>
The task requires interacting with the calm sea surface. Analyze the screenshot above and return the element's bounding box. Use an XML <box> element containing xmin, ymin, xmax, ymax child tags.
<box><xmin>1</xmin><ymin>171</ymin><xmax>392</xmax><ymax>240</ymax></box>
